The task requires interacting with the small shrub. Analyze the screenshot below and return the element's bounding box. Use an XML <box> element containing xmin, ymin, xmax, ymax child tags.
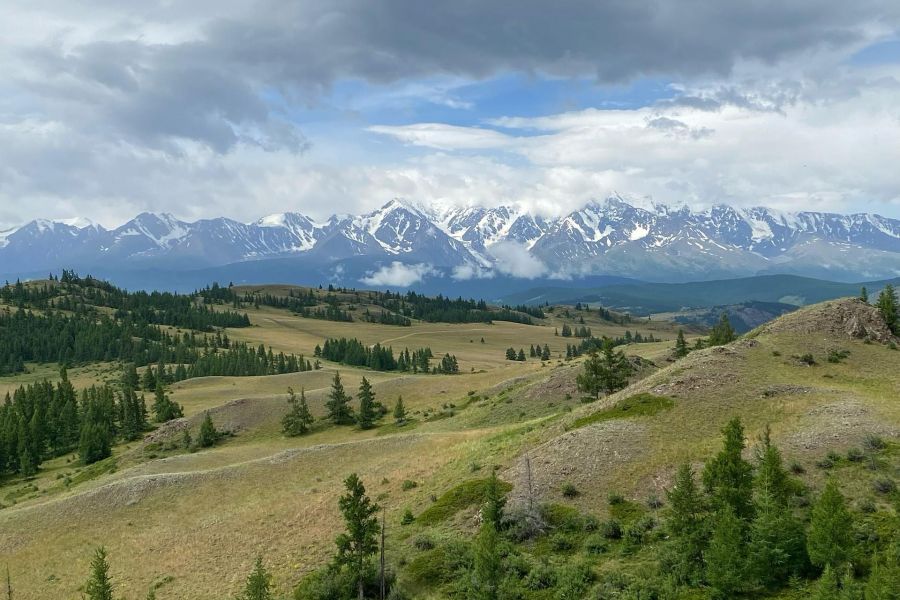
<box><xmin>772</xmin><ymin>350</ymin><xmax>782</xmax><ymax>357</ymax></box>
<box><xmin>600</xmin><ymin>519</ymin><xmax>623</xmax><ymax>540</ymax></box>
<box><xmin>401</xmin><ymin>480</ymin><xmax>418</xmax><ymax>491</ymax></box>
<box><xmin>799</xmin><ymin>353</ymin><xmax>816</xmax><ymax>366</ymax></box>
<box><xmin>412</xmin><ymin>535</ymin><xmax>435</xmax><ymax>551</ymax></box>
<box><xmin>550</xmin><ymin>533</ymin><xmax>576</xmax><ymax>552</ymax></box>
<box><xmin>816</xmin><ymin>456</ymin><xmax>835</xmax><ymax>470</ymax></box>
<box><xmin>888</xmin><ymin>341</ymin><xmax>897</xmax><ymax>350</ymax></box>
<box><xmin>872</xmin><ymin>478</ymin><xmax>897</xmax><ymax>495</ymax></box>
<box><xmin>582</xmin><ymin>514</ymin><xmax>600</xmax><ymax>532</ymax></box>
<box><xmin>607</xmin><ymin>492</ymin><xmax>625</xmax><ymax>506</ymax></box>
<box><xmin>846</xmin><ymin>448</ymin><xmax>865</xmax><ymax>462</ymax></box>
<box><xmin>789</xmin><ymin>461</ymin><xmax>806</xmax><ymax>475</ymax></box>
<box><xmin>827</xmin><ymin>349</ymin><xmax>850</xmax><ymax>363</ymax></box>
<box><xmin>646</xmin><ymin>494</ymin><xmax>664</xmax><ymax>509</ymax></box>
<box><xmin>583</xmin><ymin>533</ymin><xmax>608</xmax><ymax>555</ymax></box>
<box><xmin>502</xmin><ymin>507</ymin><xmax>548</xmax><ymax>542</ymax></box>
<box><xmin>858</xmin><ymin>498</ymin><xmax>877</xmax><ymax>514</ymax></box>
<box><xmin>827</xmin><ymin>450</ymin><xmax>842</xmax><ymax>464</ymax></box>
<box><xmin>561</xmin><ymin>482</ymin><xmax>579</xmax><ymax>498</ymax></box>
<box><xmin>864</xmin><ymin>434</ymin><xmax>887</xmax><ymax>451</ymax></box>
<box><xmin>401</xmin><ymin>508</ymin><xmax>415</xmax><ymax>525</ymax></box>
<box><xmin>524</xmin><ymin>562</ymin><xmax>556</xmax><ymax>590</ymax></box>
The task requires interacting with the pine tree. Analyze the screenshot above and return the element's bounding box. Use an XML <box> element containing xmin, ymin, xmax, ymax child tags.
<box><xmin>576</xmin><ymin>339</ymin><xmax>632</xmax><ymax>398</ymax></box>
<box><xmin>141</xmin><ymin>366</ymin><xmax>157</xmax><ymax>392</ymax></box>
<box><xmin>807</xmin><ymin>478</ymin><xmax>853</xmax><ymax>569</ymax></box>
<box><xmin>708</xmin><ymin>313</ymin><xmax>736</xmax><ymax>346</ymax></box>
<box><xmin>753</xmin><ymin>425</ymin><xmax>793</xmax><ymax>506</ymax></box>
<box><xmin>860</xmin><ymin>286</ymin><xmax>869</xmax><ymax>303</ymax></box>
<box><xmin>84</xmin><ymin>547</ymin><xmax>114</xmax><ymax>600</ymax></box>
<box><xmin>876</xmin><ymin>283</ymin><xmax>899</xmax><ymax>334</ymax></box>
<box><xmin>516</xmin><ymin>348</ymin><xmax>526</xmax><ymax>362</ymax></box>
<box><xmin>674</xmin><ymin>329</ymin><xmax>689</xmax><ymax>358</ymax></box>
<box><xmin>747</xmin><ymin>478</ymin><xmax>807</xmax><ymax>589</ymax></box>
<box><xmin>702</xmin><ymin>417</ymin><xmax>754</xmax><ymax>520</ymax></box>
<box><xmin>482</xmin><ymin>470</ymin><xmax>507</xmax><ymax>532</ymax></box>
<box><xmin>541</xmin><ymin>344</ymin><xmax>550</xmax><ymax>361</ymax></box>
<box><xmin>810</xmin><ymin>564</ymin><xmax>841</xmax><ymax>600</ymax></box>
<box><xmin>357</xmin><ymin>377</ymin><xmax>377</xmax><ymax>430</ymax></box>
<box><xmin>238</xmin><ymin>556</ymin><xmax>273</xmax><ymax>600</ymax></box>
<box><xmin>282</xmin><ymin>387</ymin><xmax>313</xmax><ymax>436</ymax></box>
<box><xmin>393</xmin><ymin>397</ymin><xmax>406</xmax><ymax>425</ymax></box>
<box><xmin>152</xmin><ymin>381</ymin><xmax>183</xmax><ymax>423</ymax></box>
<box><xmin>665</xmin><ymin>463</ymin><xmax>708</xmax><ymax>584</ymax></box>
<box><xmin>706</xmin><ymin>507</ymin><xmax>747</xmax><ymax>598</ymax></box>
<box><xmin>470</xmin><ymin>521</ymin><xmax>502</xmax><ymax>600</ymax></box>
<box><xmin>326</xmin><ymin>372</ymin><xmax>354</xmax><ymax>425</ymax></box>
<box><xmin>335</xmin><ymin>473</ymin><xmax>380</xmax><ymax>600</ymax></box>
<box><xmin>197</xmin><ymin>412</ymin><xmax>219</xmax><ymax>448</ymax></box>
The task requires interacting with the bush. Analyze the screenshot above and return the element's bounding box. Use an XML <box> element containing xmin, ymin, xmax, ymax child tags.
<box><xmin>561</xmin><ymin>482</ymin><xmax>579</xmax><ymax>498</ymax></box>
<box><xmin>523</xmin><ymin>562</ymin><xmax>556</xmax><ymax>590</ymax></box>
<box><xmin>827</xmin><ymin>349</ymin><xmax>850</xmax><ymax>363</ymax></box>
<box><xmin>858</xmin><ymin>498</ymin><xmax>877</xmax><ymax>514</ymax></box>
<box><xmin>847</xmin><ymin>447</ymin><xmax>865</xmax><ymax>462</ymax></box>
<box><xmin>864</xmin><ymin>434</ymin><xmax>887</xmax><ymax>451</ymax></box>
<box><xmin>607</xmin><ymin>492</ymin><xmax>625</xmax><ymax>506</ymax></box>
<box><xmin>401</xmin><ymin>480</ymin><xmax>418</xmax><ymax>491</ymax></box>
<box><xmin>600</xmin><ymin>519</ymin><xmax>623</xmax><ymax>540</ymax></box>
<box><xmin>816</xmin><ymin>456</ymin><xmax>835</xmax><ymax>470</ymax></box>
<box><xmin>553</xmin><ymin>562</ymin><xmax>595</xmax><ymax>600</ymax></box>
<box><xmin>872</xmin><ymin>478</ymin><xmax>897</xmax><ymax>495</ymax></box>
<box><xmin>550</xmin><ymin>533</ymin><xmax>576</xmax><ymax>552</ymax></box>
<box><xmin>400</xmin><ymin>508</ymin><xmax>415</xmax><ymax>525</ymax></box>
<box><xmin>799</xmin><ymin>353</ymin><xmax>817</xmax><ymax>365</ymax></box>
<box><xmin>646</xmin><ymin>494</ymin><xmax>664</xmax><ymax>509</ymax></box>
<box><xmin>412</xmin><ymin>535</ymin><xmax>435</xmax><ymax>551</ymax></box>
<box><xmin>583</xmin><ymin>533</ymin><xmax>608</xmax><ymax>555</ymax></box>
<box><xmin>502</xmin><ymin>507</ymin><xmax>548</xmax><ymax>542</ymax></box>
<box><xmin>623</xmin><ymin>515</ymin><xmax>655</xmax><ymax>548</ymax></box>
<box><xmin>789</xmin><ymin>461</ymin><xmax>806</xmax><ymax>475</ymax></box>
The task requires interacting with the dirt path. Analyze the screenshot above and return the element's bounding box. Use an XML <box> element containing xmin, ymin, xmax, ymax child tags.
<box><xmin>378</xmin><ymin>328</ymin><xmax>492</xmax><ymax>345</ymax></box>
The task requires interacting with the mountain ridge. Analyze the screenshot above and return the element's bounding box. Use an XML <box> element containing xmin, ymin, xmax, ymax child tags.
<box><xmin>2</xmin><ymin>196</ymin><xmax>899</xmax><ymax>283</ymax></box>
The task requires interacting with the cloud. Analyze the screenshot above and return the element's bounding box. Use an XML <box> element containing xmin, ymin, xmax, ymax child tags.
<box><xmin>360</xmin><ymin>262</ymin><xmax>437</xmax><ymax>287</ymax></box>
<box><xmin>451</xmin><ymin>264</ymin><xmax>495</xmax><ymax>281</ymax></box>
<box><xmin>488</xmin><ymin>241</ymin><xmax>548</xmax><ymax>279</ymax></box>
<box><xmin>1</xmin><ymin>1</ymin><xmax>900</xmax><ymax>228</ymax></box>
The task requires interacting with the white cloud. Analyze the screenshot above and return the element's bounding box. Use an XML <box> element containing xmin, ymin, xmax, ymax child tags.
<box><xmin>360</xmin><ymin>262</ymin><xmax>437</xmax><ymax>287</ymax></box>
<box><xmin>368</xmin><ymin>124</ymin><xmax>512</xmax><ymax>151</ymax></box>
<box><xmin>450</xmin><ymin>263</ymin><xmax>495</xmax><ymax>281</ymax></box>
<box><xmin>488</xmin><ymin>241</ymin><xmax>548</xmax><ymax>279</ymax></box>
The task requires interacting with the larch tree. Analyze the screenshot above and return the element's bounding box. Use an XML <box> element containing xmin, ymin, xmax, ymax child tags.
<box><xmin>335</xmin><ymin>473</ymin><xmax>380</xmax><ymax>600</ymax></box>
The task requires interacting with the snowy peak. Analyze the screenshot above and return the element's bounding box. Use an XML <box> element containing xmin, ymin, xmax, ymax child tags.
<box><xmin>1</xmin><ymin>197</ymin><xmax>899</xmax><ymax>281</ymax></box>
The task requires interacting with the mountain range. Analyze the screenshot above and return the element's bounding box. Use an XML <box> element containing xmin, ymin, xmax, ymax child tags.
<box><xmin>2</xmin><ymin>196</ymin><xmax>899</xmax><ymax>287</ymax></box>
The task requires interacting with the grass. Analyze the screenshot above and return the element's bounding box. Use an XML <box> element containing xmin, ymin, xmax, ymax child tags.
<box><xmin>417</xmin><ymin>478</ymin><xmax>514</xmax><ymax>526</ymax></box>
<box><xmin>572</xmin><ymin>393</ymin><xmax>674</xmax><ymax>429</ymax></box>
<box><xmin>2</xmin><ymin>293</ymin><xmax>898</xmax><ymax>599</ymax></box>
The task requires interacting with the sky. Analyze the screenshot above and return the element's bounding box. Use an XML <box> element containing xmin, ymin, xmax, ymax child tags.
<box><xmin>1</xmin><ymin>0</ymin><xmax>900</xmax><ymax>229</ymax></box>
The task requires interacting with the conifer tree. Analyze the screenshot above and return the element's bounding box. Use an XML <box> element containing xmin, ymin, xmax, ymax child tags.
<box><xmin>141</xmin><ymin>366</ymin><xmax>156</xmax><ymax>391</ymax></box>
<box><xmin>335</xmin><ymin>473</ymin><xmax>380</xmax><ymax>600</ymax></box>
<box><xmin>393</xmin><ymin>397</ymin><xmax>406</xmax><ymax>425</ymax></box>
<box><xmin>860</xmin><ymin>286</ymin><xmax>869</xmax><ymax>303</ymax></box>
<box><xmin>705</xmin><ymin>507</ymin><xmax>746</xmax><ymax>598</ymax></box>
<box><xmin>470</xmin><ymin>521</ymin><xmax>502</xmax><ymax>600</ymax></box>
<box><xmin>702</xmin><ymin>417</ymin><xmax>754</xmax><ymax>520</ymax></box>
<box><xmin>708</xmin><ymin>313</ymin><xmax>736</xmax><ymax>346</ymax></box>
<box><xmin>482</xmin><ymin>470</ymin><xmax>507</xmax><ymax>532</ymax></box>
<box><xmin>665</xmin><ymin>464</ymin><xmax>708</xmax><ymax>584</ymax></box>
<box><xmin>152</xmin><ymin>381</ymin><xmax>183</xmax><ymax>423</ymax></box>
<box><xmin>84</xmin><ymin>547</ymin><xmax>114</xmax><ymax>600</ymax></box>
<box><xmin>576</xmin><ymin>339</ymin><xmax>632</xmax><ymax>398</ymax></box>
<box><xmin>197</xmin><ymin>412</ymin><xmax>219</xmax><ymax>448</ymax></box>
<box><xmin>326</xmin><ymin>372</ymin><xmax>354</xmax><ymax>425</ymax></box>
<box><xmin>541</xmin><ymin>344</ymin><xmax>550</xmax><ymax>361</ymax></box>
<box><xmin>753</xmin><ymin>425</ymin><xmax>793</xmax><ymax>506</ymax></box>
<box><xmin>238</xmin><ymin>556</ymin><xmax>273</xmax><ymax>600</ymax></box>
<box><xmin>876</xmin><ymin>283</ymin><xmax>899</xmax><ymax>334</ymax></box>
<box><xmin>810</xmin><ymin>564</ymin><xmax>840</xmax><ymax>600</ymax></box>
<box><xmin>516</xmin><ymin>348</ymin><xmax>526</xmax><ymax>362</ymax></box>
<box><xmin>356</xmin><ymin>377</ymin><xmax>377</xmax><ymax>430</ymax></box>
<box><xmin>674</xmin><ymin>329</ymin><xmax>689</xmax><ymax>358</ymax></box>
<box><xmin>281</xmin><ymin>387</ymin><xmax>313</xmax><ymax>436</ymax></box>
<box><xmin>747</xmin><ymin>477</ymin><xmax>807</xmax><ymax>589</ymax></box>
<box><xmin>807</xmin><ymin>478</ymin><xmax>853</xmax><ymax>569</ymax></box>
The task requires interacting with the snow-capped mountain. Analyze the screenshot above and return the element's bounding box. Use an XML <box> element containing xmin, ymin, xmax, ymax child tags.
<box><xmin>1</xmin><ymin>197</ymin><xmax>899</xmax><ymax>283</ymax></box>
